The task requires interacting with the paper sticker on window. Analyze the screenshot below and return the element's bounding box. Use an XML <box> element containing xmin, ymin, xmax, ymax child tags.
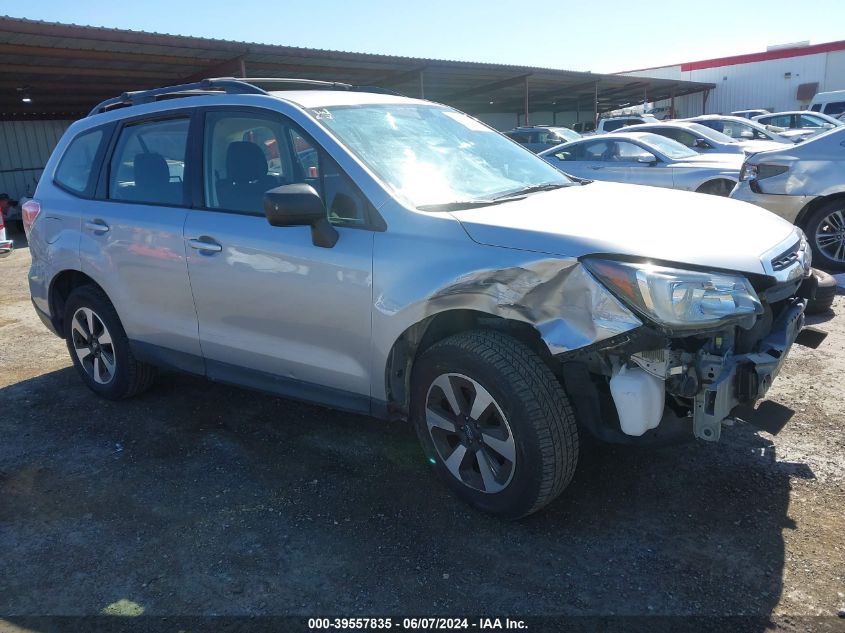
<box><xmin>443</xmin><ymin>111</ymin><xmax>490</xmax><ymax>132</ymax></box>
<box><xmin>312</xmin><ymin>108</ymin><xmax>333</xmax><ymax>120</ymax></box>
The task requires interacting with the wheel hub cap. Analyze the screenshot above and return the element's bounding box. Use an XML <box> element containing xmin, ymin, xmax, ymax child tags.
<box><xmin>815</xmin><ymin>209</ymin><xmax>845</xmax><ymax>263</ymax></box>
<box><xmin>70</xmin><ymin>307</ymin><xmax>116</xmax><ymax>385</ymax></box>
<box><xmin>425</xmin><ymin>373</ymin><xmax>516</xmax><ymax>494</ymax></box>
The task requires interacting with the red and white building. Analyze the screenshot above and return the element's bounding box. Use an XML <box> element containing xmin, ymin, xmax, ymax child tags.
<box><xmin>621</xmin><ymin>40</ymin><xmax>845</xmax><ymax>117</ymax></box>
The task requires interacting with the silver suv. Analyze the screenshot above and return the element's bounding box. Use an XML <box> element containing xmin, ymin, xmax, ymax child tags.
<box><xmin>27</xmin><ymin>79</ymin><xmax>822</xmax><ymax>518</ymax></box>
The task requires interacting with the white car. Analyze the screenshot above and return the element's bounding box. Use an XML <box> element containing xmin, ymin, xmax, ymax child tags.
<box><xmin>752</xmin><ymin>111</ymin><xmax>842</xmax><ymax>143</ymax></box>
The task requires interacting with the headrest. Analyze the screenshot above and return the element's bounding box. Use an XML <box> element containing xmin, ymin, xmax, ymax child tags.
<box><xmin>134</xmin><ymin>153</ymin><xmax>170</xmax><ymax>188</ymax></box>
<box><xmin>226</xmin><ymin>141</ymin><xmax>268</xmax><ymax>182</ymax></box>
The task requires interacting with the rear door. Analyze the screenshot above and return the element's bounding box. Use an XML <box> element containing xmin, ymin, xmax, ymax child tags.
<box><xmin>79</xmin><ymin>112</ymin><xmax>202</xmax><ymax>371</ymax></box>
<box><xmin>182</xmin><ymin>107</ymin><xmax>375</xmax><ymax>409</ymax></box>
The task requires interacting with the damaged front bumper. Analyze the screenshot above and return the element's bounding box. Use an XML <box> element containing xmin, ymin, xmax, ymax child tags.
<box><xmin>692</xmin><ymin>297</ymin><xmax>805</xmax><ymax>441</ymax></box>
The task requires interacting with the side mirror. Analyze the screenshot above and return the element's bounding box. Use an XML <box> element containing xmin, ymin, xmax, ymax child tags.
<box><xmin>264</xmin><ymin>183</ymin><xmax>338</xmax><ymax>248</ymax></box>
<box><xmin>637</xmin><ymin>154</ymin><xmax>658</xmax><ymax>164</ymax></box>
<box><xmin>694</xmin><ymin>138</ymin><xmax>711</xmax><ymax>149</ymax></box>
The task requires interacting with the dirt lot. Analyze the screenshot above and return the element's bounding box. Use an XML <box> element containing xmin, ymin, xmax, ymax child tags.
<box><xmin>1</xmin><ymin>236</ymin><xmax>844</xmax><ymax>629</ymax></box>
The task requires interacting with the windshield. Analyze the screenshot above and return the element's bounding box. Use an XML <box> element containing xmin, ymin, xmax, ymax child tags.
<box><xmin>312</xmin><ymin>104</ymin><xmax>572</xmax><ymax>208</ymax></box>
<box><xmin>549</xmin><ymin>127</ymin><xmax>581</xmax><ymax>142</ymax></box>
<box><xmin>685</xmin><ymin>122</ymin><xmax>737</xmax><ymax>144</ymax></box>
<box><xmin>640</xmin><ymin>133</ymin><xmax>698</xmax><ymax>159</ymax></box>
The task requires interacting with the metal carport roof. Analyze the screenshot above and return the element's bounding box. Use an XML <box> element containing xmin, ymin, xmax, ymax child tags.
<box><xmin>0</xmin><ymin>16</ymin><xmax>714</xmax><ymax>121</ymax></box>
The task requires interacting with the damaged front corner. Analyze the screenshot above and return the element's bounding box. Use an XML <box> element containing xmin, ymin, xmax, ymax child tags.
<box><xmin>426</xmin><ymin>258</ymin><xmax>642</xmax><ymax>355</ymax></box>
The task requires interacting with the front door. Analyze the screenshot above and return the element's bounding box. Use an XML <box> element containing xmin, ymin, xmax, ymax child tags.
<box><xmin>183</xmin><ymin>108</ymin><xmax>375</xmax><ymax>411</ymax></box>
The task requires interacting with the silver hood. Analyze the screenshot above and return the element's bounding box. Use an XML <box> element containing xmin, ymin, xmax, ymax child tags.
<box><xmin>451</xmin><ymin>181</ymin><xmax>797</xmax><ymax>276</ymax></box>
<box><xmin>672</xmin><ymin>152</ymin><xmax>744</xmax><ymax>169</ymax></box>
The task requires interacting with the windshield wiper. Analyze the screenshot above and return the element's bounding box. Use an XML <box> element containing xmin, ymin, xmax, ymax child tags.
<box><xmin>491</xmin><ymin>182</ymin><xmax>571</xmax><ymax>200</ymax></box>
<box><xmin>417</xmin><ymin>199</ymin><xmax>502</xmax><ymax>212</ymax></box>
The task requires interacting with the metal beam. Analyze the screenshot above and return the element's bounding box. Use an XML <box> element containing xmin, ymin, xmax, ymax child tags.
<box><xmin>523</xmin><ymin>76</ymin><xmax>530</xmax><ymax>126</ymax></box>
<box><xmin>180</xmin><ymin>54</ymin><xmax>248</xmax><ymax>83</ymax></box>
<box><xmin>368</xmin><ymin>65</ymin><xmax>428</xmax><ymax>87</ymax></box>
<box><xmin>441</xmin><ymin>74</ymin><xmax>532</xmax><ymax>102</ymax></box>
<box><xmin>0</xmin><ymin>43</ymin><xmax>214</xmax><ymax>67</ymax></box>
<box><xmin>2</xmin><ymin>63</ymin><xmax>177</xmax><ymax>80</ymax></box>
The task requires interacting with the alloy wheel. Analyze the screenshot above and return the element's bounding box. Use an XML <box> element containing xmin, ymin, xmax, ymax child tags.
<box><xmin>425</xmin><ymin>373</ymin><xmax>516</xmax><ymax>494</ymax></box>
<box><xmin>815</xmin><ymin>208</ymin><xmax>845</xmax><ymax>263</ymax></box>
<box><xmin>70</xmin><ymin>307</ymin><xmax>116</xmax><ymax>385</ymax></box>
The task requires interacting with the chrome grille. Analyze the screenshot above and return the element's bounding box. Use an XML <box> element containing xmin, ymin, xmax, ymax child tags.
<box><xmin>770</xmin><ymin>241</ymin><xmax>801</xmax><ymax>272</ymax></box>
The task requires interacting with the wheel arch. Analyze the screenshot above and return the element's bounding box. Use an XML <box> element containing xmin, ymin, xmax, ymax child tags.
<box><xmin>48</xmin><ymin>269</ymin><xmax>107</xmax><ymax>337</ymax></box>
<box><xmin>695</xmin><ymin>177</ymin><xmax>736</xmax><ymax>195</ymax></box>
<box><xmin>383</xmin><ymin>309</ymin><xmax>555</xmax><ymax>420</ymax></box>
<box><xmin>794</xmin><ymin>191</ymin><xmax>845</xmax><ymax>229</ymax></box>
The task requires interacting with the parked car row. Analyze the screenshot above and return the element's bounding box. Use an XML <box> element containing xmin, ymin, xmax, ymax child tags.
<box><xmin>501</xmin><ymin>102</ymin><xmax>845</xmax><ymax>273</ymax></box>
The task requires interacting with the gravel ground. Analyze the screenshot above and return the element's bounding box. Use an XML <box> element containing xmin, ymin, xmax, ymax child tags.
<box><xmin>1</xmin><ymin>236</ymin><xmax>843</xmax><ymax>630</ymax></box>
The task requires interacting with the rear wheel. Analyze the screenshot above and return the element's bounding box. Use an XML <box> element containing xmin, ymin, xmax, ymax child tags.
<box><xmin>411</xmin><ymin>330</ymin><xmax>578</xmax><ymax>519</ymax></box>
<box><xmin>64</xmin><ymin>285</ymin><xmax>156</xmax><ymax>399</ymax></box>
<box><xmin>804</xmin><ymin>200</ymin><xmax>845</xmax><ymax>271</ymax></box>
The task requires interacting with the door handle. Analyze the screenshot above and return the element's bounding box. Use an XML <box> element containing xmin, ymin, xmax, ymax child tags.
<box><xmin>188</xmin><ymin>237</ymin><xmax>223</xmax><ymax>253</ymax></box>
<box><xmin>85</xmin><ymin>219</ymin><xmax>110</xmax><ymax>234</ymax></box>
<box><xmin>590</xmin><ymin>165</ymin><xmax>603</xmax><ymax>170</ymax></box>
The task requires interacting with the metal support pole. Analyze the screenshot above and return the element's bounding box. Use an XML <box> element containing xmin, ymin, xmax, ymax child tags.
<box><xmin>594</xmin><ymin>82</ymin><xmax>599</xmax><ymax>126</ymax></box>
<box><xmin>670</xmin><ymin>90</ymin><xmax>676</xmax><ymax>118</ymax></box>
<box><xmin>703</xmin><ymin>89</ymin><xmax>710</xmax><ymax>114</ymax></box>
<box><xmin>523</xmin><ymin>76</ymin><xmax>530</xmax><ymax>127</ymax></box>
<box><xmin>239</xmin><ymin>59</ymin><xmax>247</xmax><ymax>78</ymax></box>
<box><xmin>418</xmin><ymin>70</ymin><xmax>425</xmax><ymax>99</ymax></box>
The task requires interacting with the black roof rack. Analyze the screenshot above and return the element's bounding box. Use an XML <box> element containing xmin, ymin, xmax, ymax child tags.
<box><xmin>87</xmin><ymin>77</ymin><xmax>398</xmax><ymax>117</ymax></box>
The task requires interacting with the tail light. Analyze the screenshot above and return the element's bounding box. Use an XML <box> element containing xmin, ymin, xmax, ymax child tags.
<box><xmin>22</xmin><ymin>199</ymin><xmax>41</xmax><ymax>236</ymax></box>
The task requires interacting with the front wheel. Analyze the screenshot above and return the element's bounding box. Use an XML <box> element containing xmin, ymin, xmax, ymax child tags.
<box><xmin>411</xmin><ymin>330</ymin><xmax>578</xmax><ymax>519</ymax></box>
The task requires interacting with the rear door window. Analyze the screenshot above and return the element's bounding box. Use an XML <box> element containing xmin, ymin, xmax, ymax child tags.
<box><xmin>583</xmin><ymin>141</ymin><xmax>610</xmax><ymax>160</ymax></box>
<box><xmin>823</xmin><ymin>101</ymin><xmax>845</xmax><ymax>116</ymax></box>
<box><xmin>108</xmin><ymin>118</ymin><xmax>190</xmax><ymax>206</ymax></box>
<box><xmin>602</xmin><ymin>120</ymin><xmax>628</xmax><ymax>132</ymax></box>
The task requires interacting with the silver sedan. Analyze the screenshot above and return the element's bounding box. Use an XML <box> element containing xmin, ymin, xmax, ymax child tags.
<box><xmin>539</xmin><ymin>132</ymin><xmax>743</xmax><ymax>196</ymax></box>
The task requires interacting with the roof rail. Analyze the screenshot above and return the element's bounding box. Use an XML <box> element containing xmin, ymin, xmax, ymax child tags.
<box><xmin>87</xmin><ymin>78</ymin><xmax>267</xmax><ymax>116</ymax></box>
<box><xmin>87</xmin><ymin>77</ymin><xmax>397</xmax><ymax>117</ymax></box>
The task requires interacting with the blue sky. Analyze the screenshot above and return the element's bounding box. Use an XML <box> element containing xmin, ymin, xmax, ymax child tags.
<box><xmin>3</xmin><ymin>0</ymin><xmax>845</xmax><ymax>72</ymax></box>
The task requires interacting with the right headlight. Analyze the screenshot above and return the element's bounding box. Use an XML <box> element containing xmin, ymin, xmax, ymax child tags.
<box><xmin>740</xmin><ymin>162</ymin><xmax>788</xmax><ymax>181</ymax></box>
<box><xmin>582</xmin><ymin>259</ymin><xmax>763</xmax><ymax>330</ymax></box>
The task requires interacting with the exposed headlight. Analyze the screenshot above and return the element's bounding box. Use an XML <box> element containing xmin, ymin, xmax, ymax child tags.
<box><xmin>583</xmin><ymin>259</ymin><xmax>763</xmax><ymax>329</ymax></box>
<box><xmin>740</xmin><ymin>163</ymin><xmax>788</xmax><ymax>181</ymax></box>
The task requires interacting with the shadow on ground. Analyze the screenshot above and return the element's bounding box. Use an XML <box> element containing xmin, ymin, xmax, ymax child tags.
<box><xmin>0</xmin><ymin>366</ymin><xmax>806</xmax><ymax>624</ymax></box>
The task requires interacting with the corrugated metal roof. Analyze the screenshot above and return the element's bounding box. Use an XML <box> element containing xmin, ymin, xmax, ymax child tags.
<box><xmin>0</xmin><ymin>15</ymin><xmax>714</xmax><ymax>120</ymax></box>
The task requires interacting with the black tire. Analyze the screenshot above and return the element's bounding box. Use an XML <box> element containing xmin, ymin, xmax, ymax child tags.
<box><xmin>803</xmin><ymin>200</ymin><xmax>845</xmax><ymax>271</ymax></box>
<box><xmin>63</xmin><ymin>285</ymin><xmax>156</xmax><ymax>399</ymax></box>
<box><xmin>806</xmin><ymin>268</ymin><xmax>837</xmax><ymax>315</ymax></box>
<box><xmin>411</xmin><ymin>329</ymin><xmax>578</xmax><ymax>519</ymax></box>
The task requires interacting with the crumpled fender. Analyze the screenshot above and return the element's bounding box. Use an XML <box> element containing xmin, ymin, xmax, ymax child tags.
<box><xmin>425</xmin><ymin>259</ymin><xmax>642</xmax><ymax>354</ymax></box>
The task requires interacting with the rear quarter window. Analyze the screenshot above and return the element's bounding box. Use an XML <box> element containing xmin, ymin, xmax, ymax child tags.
<box><xmin>54</xmin><ymin>128</ymin><xmax>107</xmax><ymax>197</ymax></box>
